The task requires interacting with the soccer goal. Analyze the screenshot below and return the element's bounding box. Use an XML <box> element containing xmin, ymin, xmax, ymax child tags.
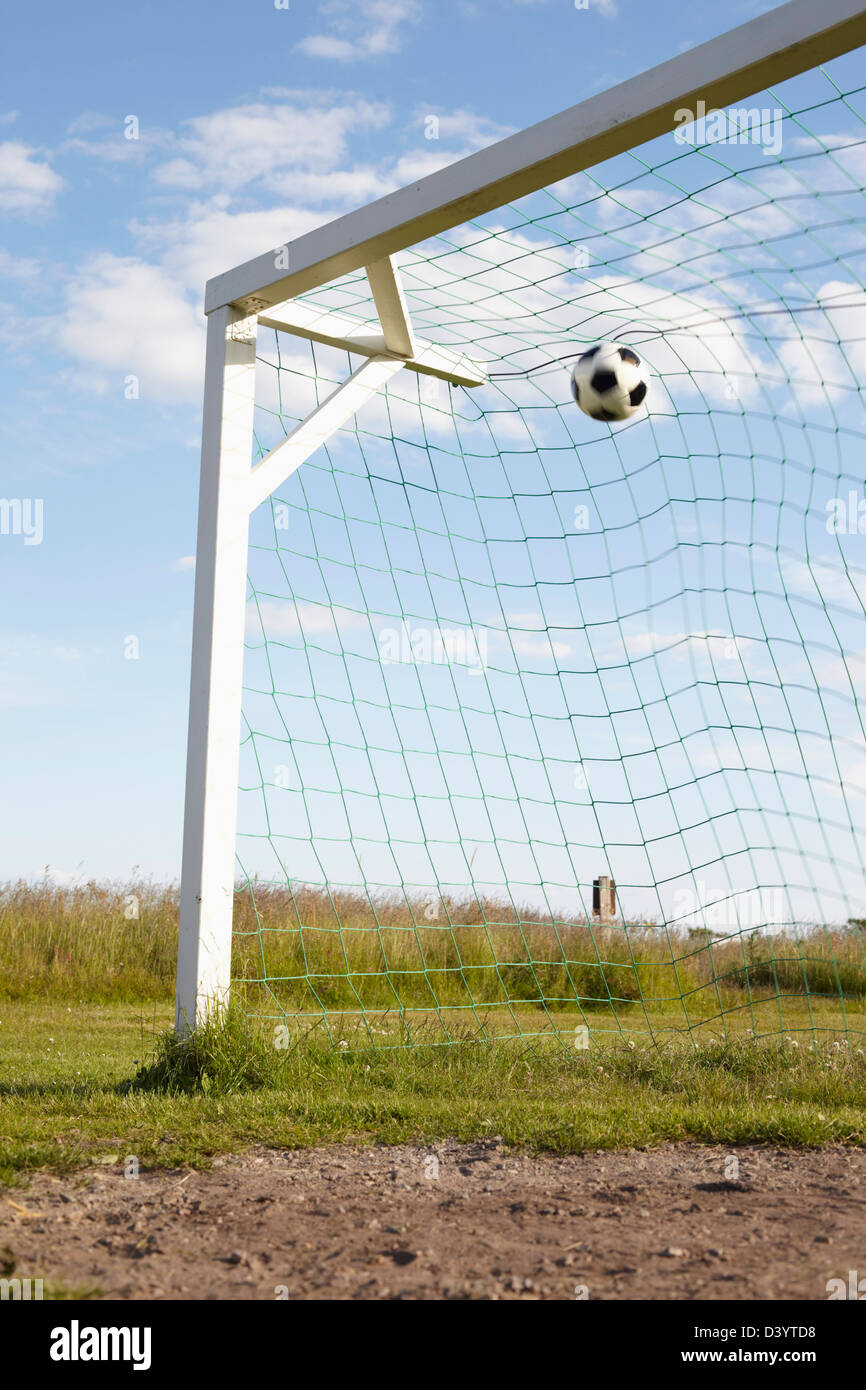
<box><xmin>176</xmin><ymin>0</ymin><xmax>866</xmax><ymax>1051</ymax></box>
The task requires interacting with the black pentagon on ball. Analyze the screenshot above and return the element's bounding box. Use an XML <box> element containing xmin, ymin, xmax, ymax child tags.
<box><xmin>571</xmin><ymin>377</ymin><xmax>581</xmax><ymax>405</ymax></box>
<box><xmin>619</xmin><ymin>347</ymin><xmax>641</xmax><ymax>366</ymax></box>
<box><xmin>629</xmin><ymin>381</ymin><xmax>648</xmax><ymax>407</ymax></box>
<box><xmin>590</xmin><ymin>406</ymin><xmax>619</xmax><ymax>421</ymax></box>
<box><xmin>579</xmin><ymin>345</ymin><xmax>602</xmax><ymax>363</ymax></box>
<box><xmin>591</xmin><ymin>369</ymin><xmax>618</xmax><ymax>394</ymax></box>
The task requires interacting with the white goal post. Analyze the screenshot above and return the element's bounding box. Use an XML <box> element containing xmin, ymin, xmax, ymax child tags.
<box><xmin>175</xmin><ymin>0</ymin><xmax>866</xmax><ymax>1033</ymax></box>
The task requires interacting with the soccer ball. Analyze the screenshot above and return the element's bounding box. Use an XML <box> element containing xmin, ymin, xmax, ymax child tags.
<box><xmin>570</xmin><ymin>342</ymin><xmax>649</xmax><ymax>422</ymax></box>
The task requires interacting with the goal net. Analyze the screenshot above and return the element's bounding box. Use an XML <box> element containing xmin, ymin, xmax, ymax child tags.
<box><xmin>227</xmin><ymin>54</ymin><xmax>866</xmax><ymax>1050</ymax></box>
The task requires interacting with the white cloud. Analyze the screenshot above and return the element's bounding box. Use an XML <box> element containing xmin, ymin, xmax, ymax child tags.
<box><xmin>40</xmin><ymin>91</ymin><xmax>532</xmax><ymax>413</ymax></box>
<box><xmin>297</xmin><ymin>0</ymin><xmax>421</xmax><ymax>61</ymax></box>
<box><xmin>776</xmin><ymin>280</ymin><xmax>866</xmax><ymax>404</ymax></box>
<box><xmin>172</xmin><ymin>555</ymin><xmax>196</xmax><ymax>572</ymax></box>
<box><xmin>41</xmin><ymin>90</ymin><xmax>776</xmax><ymax>421</ymax></box>
<box><xmin>410</xmin><ymin>108</ymin><xmax>514</xmax><ymax>148</ymax></box>
<box><xmin>132</xmin><ymin>200</ymin><xmax>331</xmax><ymax>299</ymax></box>
<box><xmin>52</xmin><ymin>254</ymin><xmax>204</xmax><ymax>400</ymax></box>
<box><xmin>389</xmin><ymin>223</ymin><xmax>767</xmax><ymax>409</ymax></box>
<box><xmin>265</xmin><ymin>165</ymin><xmax>394</xmax><ymax>205</ymax></box>
<box><xmin>0</xmin><ymin>141</ymin><xmax>63</xmax><ymax>215</ymax></box>
<box><xmin>248</xmin><ymin>600</ymin><xmax>369</xmax><ymax>638</ymax></box>
<box><xmin>65</xmin><ymin>135</ymin><xmax>149</xmax><ymax>165</ymax></box>
<box><xmin>126</xmin><ymin>102</ymin><xmax>517</xmax><ymax>311</ymax></box>
<box><xmin>507</xmin><ymin>631</ymin><xmax>574</xmax><ymax>662</ymax></box>
<box><xmin>143</xmin><ymin>97</ymin><xmax>510</xmax><ymax>211</ymax></box>
<box><xmin>67</xmin><ymin>111</ymin><xmax>113</xmax><ymax>136</ymax></box>
<box><xmin>781</xmin><ymin>554</ymin><xmax>866</xmax><ymax>614</ymax></box>
<box><xmin>621</xmin><ymin>630</ymin><xmax>739</xmax><ymax>662</ymax></box>
<box><xmin>153</xmin><ymin>98</ymin><xmax>390</xmax><ymax>193</ymax></box>
<box><xmin>0</xmin><ymin>248</ymin><xmax>39</xmax><ymax>279</ymax></box>
<box><xmin>61</xmin><ymin>111</ymin><xmax>146</xmax><ymax>163</ymax></box>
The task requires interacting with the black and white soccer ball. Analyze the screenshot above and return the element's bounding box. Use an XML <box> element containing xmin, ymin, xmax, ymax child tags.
<box><xmin>570</xmin><ymin>342</ymin><xmax>649</xmax><ymax>422</ymax></box>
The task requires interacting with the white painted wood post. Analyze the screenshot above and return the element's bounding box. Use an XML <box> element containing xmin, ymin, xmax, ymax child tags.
<box><xmin>176</xmin><ymin>305</ymin><xmax>257</xmax><ymax>1033</ymax></box>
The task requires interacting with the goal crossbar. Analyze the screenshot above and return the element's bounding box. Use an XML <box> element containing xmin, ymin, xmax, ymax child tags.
<box><xmin>205</xmin><ymin>0</ymin><xmax>866</xmax><ymax>316</ymax></box>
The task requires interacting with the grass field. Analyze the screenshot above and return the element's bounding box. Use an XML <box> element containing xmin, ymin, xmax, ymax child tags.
<box><xmin>2</xmin><ymin>998</ymin><xmax>865</xmax><ymax>1188</ymax></box>
<box><xmin>1</xmin><ymin>878</ymin><xmax>865</xmax><ymax>1190</ymax></box>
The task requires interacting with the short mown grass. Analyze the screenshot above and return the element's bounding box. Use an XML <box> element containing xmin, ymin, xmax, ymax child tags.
<box><xmin>1</xmin><ymin>1000</ymin><xmax>864</xmax><ymax>1187</ymax></box>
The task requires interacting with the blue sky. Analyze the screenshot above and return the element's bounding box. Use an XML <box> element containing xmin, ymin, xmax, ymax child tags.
<box><xmin>4</xmin><ymin>0</ymin><xmax>864</xmax><ymax>928</ymax></box>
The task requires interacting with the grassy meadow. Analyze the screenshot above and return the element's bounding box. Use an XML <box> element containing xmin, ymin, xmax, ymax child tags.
<box><xmin>3</xmin><ymin>877</ymin><xmax>865</xmax><ymax>1025</ymax></box>
<box><xmin>0</xmin><ymin>877</ymin><xmax>865</xmax><ymax>1184</ymax></box>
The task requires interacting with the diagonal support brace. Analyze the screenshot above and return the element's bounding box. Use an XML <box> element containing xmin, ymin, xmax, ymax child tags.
<box><xmin>246</xmin><ymin>354</ymin><xmax>406</xmax><ymax>514</ymax></box>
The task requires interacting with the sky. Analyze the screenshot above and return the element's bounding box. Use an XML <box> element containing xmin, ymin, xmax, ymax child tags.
<box><xmin>3</xmin><ymin>0</ymin><xmax>864</xmax><ymax>928</ymax></box>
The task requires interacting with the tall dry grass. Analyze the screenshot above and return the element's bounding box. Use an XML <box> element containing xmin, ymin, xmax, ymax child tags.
<box><xmin>1</xmin><ymin>878</ymin><xmax>864</xmax><ymax>1016</ymax></box>
<box><xmin>0</xmin><ymin>879</ymin><xmax>176</xmax><ymax>1001</ymax></box>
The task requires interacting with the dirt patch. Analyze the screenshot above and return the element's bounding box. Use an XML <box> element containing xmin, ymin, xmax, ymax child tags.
<box><xmin>2</xmin><ymin>1143</ymin><xmax>864</xmax><ymax>1300</ymax></box>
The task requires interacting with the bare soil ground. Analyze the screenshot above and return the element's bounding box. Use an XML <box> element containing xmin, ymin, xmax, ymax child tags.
<box><xmin>2</xmin><ymin>1143</ymin><xmax>864</xmax><ymax>1300</ymax></box>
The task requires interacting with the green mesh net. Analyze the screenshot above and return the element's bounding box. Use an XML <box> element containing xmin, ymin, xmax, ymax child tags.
<box><xmin>235</xmin><ymin>56</ymin><xmax>866</xmax><ymax>1049</ymax></box>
